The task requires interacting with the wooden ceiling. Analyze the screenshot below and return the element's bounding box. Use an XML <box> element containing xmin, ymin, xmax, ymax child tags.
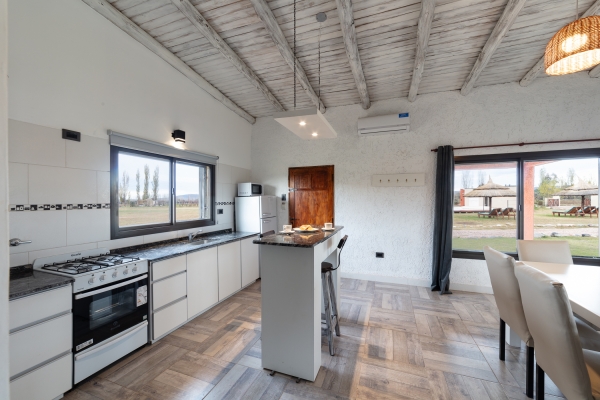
<box><xmin>85</xmin><ymin>0</ymin><xmax>600</xmax><ymax>123</ymax></box>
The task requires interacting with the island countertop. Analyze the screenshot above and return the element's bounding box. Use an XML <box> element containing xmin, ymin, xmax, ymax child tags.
<box><xmin>253</xmin><ymin>226</ymin><xmax>344</xmax><ymax>248</ymax></box>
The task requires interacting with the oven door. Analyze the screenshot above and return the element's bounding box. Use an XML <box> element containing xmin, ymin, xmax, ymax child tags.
<box><xmin>73</xmin><ymin>274</ymin><xmax>149</xmax><ymax>354</ymax></box>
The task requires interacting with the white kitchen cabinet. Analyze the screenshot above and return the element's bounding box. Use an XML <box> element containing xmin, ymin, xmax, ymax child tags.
<box><xmin>241</xmin><ymin>236</ymin><xmax>259</xmax><ymax>287</ymax></box>
<box><xmin>152</xmin><ymin>272</ymin><xmax>187</xmax><ymax>311</ymax></box>
<box><xmin>9</xmin><ymin>284</ymin><xmax>71</xmax><ymax>332</ymax></box>
<box><xmin>10</xmin><ymin>352</ymin><xmax>72</xmax><ymax>400</ymax></box>
<box><xmin>152</xmin><ymin>255</ymin><xmax>186</xmax><ymax>281</ymax></box>
<box><xmin>218</xmin><ymin>241</ymin><xmax>241</xmax><ymax>301</ymax></box>
<box><xmin>153</xmin><ymin>298</ymin><xmax>188</xmax><ymax>339</ymax></box>
<box><xmin>187</xmin><ymin>247</ymin><xmax>219</xmax><ymax>318</ymax></box>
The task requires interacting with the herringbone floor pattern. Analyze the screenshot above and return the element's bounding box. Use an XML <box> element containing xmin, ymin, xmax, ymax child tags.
<box><xmin>64</xmin><ymin>278</ymin><xmax>565</xmax><ymax>399</ymax></box>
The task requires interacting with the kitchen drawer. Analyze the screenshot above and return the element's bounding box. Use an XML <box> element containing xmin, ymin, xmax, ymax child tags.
<box><xmin>152</xmin><ymin>256</ymin><xmax>186</xmax><ymax>281</ymax></box>
<box><xmin>10</xmin><ymin>352</ymin><xmax>72</xmax><ymax>400</ymax></box>
<box><xmin>10</xmin><ymin>312</ymin><xmax>72</xmax><ymax>378</ymax></box>
<box><xmin>152</xmin><ymin>272</ymin><xmax>187</xmax><ymax>311</ymax></box>
<box><xmin>9</xmin><ymin>284</ymin><xmax>71</xmax><ymax>332</ymax></box>
<box><xmin>153</xmin><ymin>298</ymin><xmax>187</xmax><ymax>339</ymax></box>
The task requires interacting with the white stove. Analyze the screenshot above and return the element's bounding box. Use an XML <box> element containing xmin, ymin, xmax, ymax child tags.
<box><xmin>32</xmin><ymin>248</ymin><xmax>149</xmax><ymax>384</ymax></box>
<box><xmin>33</xmin><ymin>248</ymin><xmax>148</xmax><ymax>293</ymax></box>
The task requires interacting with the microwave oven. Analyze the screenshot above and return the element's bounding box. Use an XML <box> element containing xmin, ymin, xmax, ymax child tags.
<box><xmin>238</xmin><ymin>183</ymin><xmax>263</xmax><ymax>196</ymax></box>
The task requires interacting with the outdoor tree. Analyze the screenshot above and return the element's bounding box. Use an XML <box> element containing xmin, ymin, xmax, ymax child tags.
<box><xmin>477</xmin><ymin>170</ymin><xmax>486</xmax><ymax>186</ymax></box>
<box><xmin>538</xmin><ymin>168</ymin><xmax>559</xmax><ymax>200</ymax></box>
<box><xmin>152</xmin><ymin>166</ymin><xmax>159</xmax><ymax>204</ymax></box>
<box><xmin>135</xmin><ymin>169</ymin><xmax>141</xmax><ymax>204</ymax></box>
<box><xmin>461</xmin><ymin>171</ymin><xmax>473</xmax><ymax>189</ymax></box>
<box><xmin>567</xmin><ymin>168</ymin><xmax>575</xmax><ymax>186</ymax></box>
<box><xmin>143</xmin><ymin>164</ymin><xmax>150</xmax><ymax>201</ymax></box>
<box><xmin>118</xmin><ymin>171</ymin><xmax>130</xmax><ymax>205</ymax></box>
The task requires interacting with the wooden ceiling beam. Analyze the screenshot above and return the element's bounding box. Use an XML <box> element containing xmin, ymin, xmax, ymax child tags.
<box><xmin>249</xmin><ymin>0</ymin><xmax>326</xmax><ymax>113</ymax></box>
<box><xmin>81</xmin><ymin>0</ymin><xmax>256</xmax><ymax>124</ymax></box>
<box><xmin>520</xmin><ymin>0</ymin><xmax>600</xmax><ymax>87</ymax></box>
<box><xmin>408</xmin><ymin>0</ymin><xmax>435</xmax><ymax>102</ymax></box>
<box><xmin>335</xmin><ymin>0</ymin><xmax>370</xmax><ymax>109</ymax></box>
<box><xmin>170</xmin><ymin>0</ymin><xmax>284</xmax><ymax>112</ymax></box>
<box><xmin>461</xmin><ymin>0</ymin><xmax>527</xmax><ymax>95</ymax></box>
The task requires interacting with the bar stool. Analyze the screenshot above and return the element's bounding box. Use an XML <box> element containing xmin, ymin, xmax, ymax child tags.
<box><xmin>322</xmin><ymin>235</ymin><xmax>348</xmax><ymax>356</ymax></box>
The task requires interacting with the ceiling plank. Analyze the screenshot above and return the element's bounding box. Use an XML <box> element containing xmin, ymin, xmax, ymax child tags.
<box><xmin>520</xmin><ymin>0</ymin><xmax>600</xmax><ymax>87</ymax></box>
<box><xmin>408</xmin><ymin>0</ymin><xmax>435</xmax><ymax>102</ymax></box>
<box><xmin>170</xmin><ymin>0</ymin><xmax>285</xmax><ymax>112</ymax></box>
<box><xmin>335</xmin><ymin>0</ymin><xmax>370</xmax><ymax>109</ymax></box>
<box><xmin>590</xmin><ymin>64</ymin><xmax>600</xmax><ymax>78</ymax></box>
<box><xmin>249</xmin><ymin>0</ymin><xmax>326</xmax><ymax>113</ymax></box>
<box><xmin>461</xmin><ymin>0</ymin><xmax>527</xmax><ymax>95</ymax></box>
<box><xmin>81</xmin><ymin>0</ymin><xmax>256</xmax><ymax>124</ymax></box>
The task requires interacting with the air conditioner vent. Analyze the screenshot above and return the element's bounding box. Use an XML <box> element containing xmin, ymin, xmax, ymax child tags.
<box><xmin>357</xmin><ymin>113</ymin><xmax>409</xmax><ymax>136</ymax></box>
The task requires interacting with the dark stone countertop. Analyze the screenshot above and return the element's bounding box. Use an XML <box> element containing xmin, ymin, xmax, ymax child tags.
<box><xmin>253</xmin><ymin>226</ymin><xmax>344</xmax><ymax>248</ymax></box>
<box><xmin>9</xmin><ymin>265</ymin><xmax>73</xmax><ymax>301</ymax></box>
<box><xmin>120</xmin><ymin>231</ymin><xmax>260</xmax><ymax>262</ymax></box>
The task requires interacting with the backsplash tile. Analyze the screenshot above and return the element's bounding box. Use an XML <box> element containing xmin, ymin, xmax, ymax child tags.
<box><xmin>67</xmin><ymin>209</ymin><xmax>110</xmax><ymax>245</ymax></box>
<box><xmin>9</xmin><ymin>210</ymin><xmax>67</xmax><ymax>254</ymax></box>
<box><xmin>66</xmin><ymin>135</ymin><xmax>110</xmax><ymax>171</ymax></box>
<box><xmin>28</xmin><ymin>243</ymin><xmax>99</xmax><ymax>264</ymax></box>
<box><xmin>8</xmin><ymin>120</ymin><xmax>65</xmax><ymax>167</ymax></box>
<box><xmin>97</xmin><ymin>171</ymin><xmax>110</xmax><ymax>203</ymax></box>
<box><xmin>29</xmin><ymin>164</ymin><xmax>97</xmax><ymax>204</ymax></box>
<box><xmin>8</xmin><ymin>162</ymin><xmax>28</xmax><ymax>204</ymax></box>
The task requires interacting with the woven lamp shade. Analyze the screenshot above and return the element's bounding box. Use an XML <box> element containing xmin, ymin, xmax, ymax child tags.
<box><xmin>545</xmin><ymin>16</ymin><xmax>600</xmax><ymax>75</ymax></box>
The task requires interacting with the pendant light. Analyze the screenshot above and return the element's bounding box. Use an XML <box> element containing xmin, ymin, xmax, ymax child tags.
<box><xmin>544</xmin><ymin>0</ymin><xmax>600</xmax><ymax>75</ymax></box>
<box><xmin>273</xmin><ymin>5</ymin><xmax>337</xmax><ymax>139</ymax></box>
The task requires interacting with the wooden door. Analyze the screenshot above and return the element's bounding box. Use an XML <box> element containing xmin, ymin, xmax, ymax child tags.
<box><xmin>289</xmin><ymin>165</ymin><xmax>334</xmax><ymax>227</ymax></box>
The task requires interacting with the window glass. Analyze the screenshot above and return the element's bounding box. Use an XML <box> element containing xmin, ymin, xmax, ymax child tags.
<box><xmin>523</xmin><ymin>158</ymin><xmax>599</xmax><ymax>257</ymax></box>
<box><xmin>453</xmin><ymin>162</ymin><xmax>518</xmax><ymax>252</ymax></box>
<box><xmin>118</xmin><ymin>153</ymin><xmax>170</xmax><ymax>228</ymax></box>
<box><xmin>175</xmin><ymin>162</ymin><xmax>211</xmax><ymax>222</ymax></box>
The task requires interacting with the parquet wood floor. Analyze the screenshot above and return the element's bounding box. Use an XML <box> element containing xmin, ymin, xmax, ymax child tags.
<box><xmin>63</xmin><ymin>278</ymin><xmax>566</xmax><ymax>399</ymax></box>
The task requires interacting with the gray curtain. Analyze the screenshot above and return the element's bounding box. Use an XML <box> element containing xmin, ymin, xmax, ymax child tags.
<box><xmin>431</xmin><ymin>145</ymin><xmax>454</xmax><ymax>294</ymax></box>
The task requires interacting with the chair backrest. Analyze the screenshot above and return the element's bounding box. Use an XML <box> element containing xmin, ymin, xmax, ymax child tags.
<box><xmin>259</xmin><ymin>230</ymin><xmax>275</xmax><ymax>238</ymax></box>
<box><xmin>513</xmin><ymin>262</ymin><xmax>593</xmax><ymax>399</ymax></box>
<box><xmin>332</xmin><ymin>235</ymin><xmax>348</xmax><ymax>270</ymax></box>
<box><xmin>517</xmin><ymin>240</ymin><xmax>573</xmax><ymax>264</ymax></box>
<box><xmin>482</xmin><ymin>247</ymin><xmax>532</xmax><ymax>345</ymax></box>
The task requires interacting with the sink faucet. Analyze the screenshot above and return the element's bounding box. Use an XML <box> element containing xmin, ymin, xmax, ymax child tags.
<box><xmin>188</xmin><ymin>230</ymin><xmax>203</xmax><ymax>241</ymax></box>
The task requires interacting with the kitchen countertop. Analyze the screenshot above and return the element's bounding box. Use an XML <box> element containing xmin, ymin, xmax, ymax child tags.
<box><xmin>9</xmin><ymin>265</ymin><xmax>73</xmax><ymax>301</ymax></box>
<box><xmin>253</xmin><ymin>226</ymin><xmax>344</xmax><ymax>248</ymax></box>
<box><xmin>120</xmin><ymin>231</ymin><xmax>260</xmax><ymax>262</ymax></box>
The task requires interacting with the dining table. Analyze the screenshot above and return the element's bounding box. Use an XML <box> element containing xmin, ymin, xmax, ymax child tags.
<box><xmin>520</xmin><ymin>261</ymin><xmax>600</xmax><ymax>328</ymax></box>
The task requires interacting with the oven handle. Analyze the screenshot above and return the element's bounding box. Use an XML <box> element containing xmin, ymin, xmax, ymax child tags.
<box><xmin>74</xmin><ymin>321</ymin><xmax>148</xmax><ymax>361</ymax></box>
<box><xmin>74</xmin><ymin>274</ymin><xmax>148</xmax><ymax>300</ymax></box>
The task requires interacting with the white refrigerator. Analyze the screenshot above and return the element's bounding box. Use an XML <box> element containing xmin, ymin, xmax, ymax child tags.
<box><xmin>235</xmin><ymin>195</ymin><xmax>278</xmax><ymax>234</ymax></box>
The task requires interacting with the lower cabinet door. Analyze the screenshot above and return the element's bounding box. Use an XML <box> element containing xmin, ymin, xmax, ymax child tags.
<box><xmin>187</xmin><ymin>248</ymin><xmax>219</xmax><ymax>318</ymax></box>
<box><xmin>153</xmin><ymin>298</ymin><xmax>187</xmax><ymax>340</ymax></box>
<box><xmin>241</xmin><ymin>237</ymin><xmax>259</xmax><ymax>287</ymax></box>
<box><xmin>10</xmin><ymin>352</ymin><xmax>72</xmax><ymax>400</ymax></box>
<box><xmin>218</xmin><ymin>241</ymin><xmax>241</xmax><ymax>301</ymax></box>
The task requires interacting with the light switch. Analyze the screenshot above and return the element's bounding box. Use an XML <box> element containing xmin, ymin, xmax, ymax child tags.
<box><xmin>371</xmin><ymin>173</ymin><xmax>425</xmax><ymax>187</ymax></box>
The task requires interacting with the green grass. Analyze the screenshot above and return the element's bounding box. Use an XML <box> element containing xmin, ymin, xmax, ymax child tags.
<box><xmin>454</xmin><ymin>208</ymin><xmax>597</xmax><ymax>231</ymax></box>
<box><xmin>119</xmin><ymin>206</ymin><xmax>200</xmax><ymax>227</ymax></box>
<box><xmin>453</xmin><ymin>236</ymin><xmax>599</xmax><ymax>257</ymax></box>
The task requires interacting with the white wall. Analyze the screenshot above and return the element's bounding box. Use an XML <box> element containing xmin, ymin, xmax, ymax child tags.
<box><xmin>251</xmin><ymin>73</ymin><xmax>600</xmax><ymax>293</ymax></box>
<box><xmin>6</xmin><ymin>0</ymin><xmax>253</xmax><ymax>267</ymax></box>
<box><xmin>8</xmin><ymin>0</ymin><xmax>251</xmax><ymax>169</ymax></box>
<box><xmin>0</xmin><ymin>0</ymin><xmax>9</xmax><ymax>395</ymax></box>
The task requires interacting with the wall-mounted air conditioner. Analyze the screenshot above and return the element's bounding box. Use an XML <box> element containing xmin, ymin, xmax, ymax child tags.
<box><xmin>357</xmin><ymin>113</ymin><xmax>410</xmax><ymax>136</ymax></box>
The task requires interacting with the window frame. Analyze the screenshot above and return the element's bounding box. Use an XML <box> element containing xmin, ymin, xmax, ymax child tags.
<box><xmin>110</xmin><ymin>146</ymin><xmax>216</xmax><ymax>239</ymax></box>
<box><xmin>453</xmin><ymin>147</ymin><xmax>600</xmax><ymax>265</ymax></box>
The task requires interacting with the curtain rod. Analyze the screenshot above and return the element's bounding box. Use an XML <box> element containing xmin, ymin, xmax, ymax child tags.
<box><xmin>430</xmin><ymin>138</ymin><xmax>600</xmax><ymax>152</ymax></box>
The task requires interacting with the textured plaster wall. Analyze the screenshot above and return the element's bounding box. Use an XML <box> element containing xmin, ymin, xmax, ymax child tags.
<box><xmin>251</xmin><ymin>73</ymin><xmax>600</xmax><ymax>292</ymax></box>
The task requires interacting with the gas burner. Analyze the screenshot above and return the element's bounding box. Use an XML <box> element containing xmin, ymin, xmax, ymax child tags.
<box><xmin>86</xmin><ymin>254</ymin><xmax>140</xmax><ymax>267</ymax></box>
<box><xmin>42</xmin><ymin>262</ymin><xmax>105</xmax><ymax>275</ymax></box>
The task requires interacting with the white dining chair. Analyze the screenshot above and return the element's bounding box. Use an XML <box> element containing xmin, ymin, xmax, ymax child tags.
<box><xmin>514</xmin><ymin>262</ymin><xmax>600</xmax><ymax>400</ymax></box>
<box><xmin>516</xmin><ymin>239</ymin><xmax>600</xmax><ymax>352</ymax></box>
<box><xmin>517</xmin><ymin>239</ymin><xmax>573</xmax><ymax>264</ymax></box>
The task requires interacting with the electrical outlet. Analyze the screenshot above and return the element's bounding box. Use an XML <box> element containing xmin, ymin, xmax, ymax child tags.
<box><xmin>376</xmin><ymin>252</ymin><xmax>384</xmax><ymax>258</ymax></box>
<box><xmin>217</xmin><ymin>209</ymin><xmax>223</xmax><ymax>214</ymax></box>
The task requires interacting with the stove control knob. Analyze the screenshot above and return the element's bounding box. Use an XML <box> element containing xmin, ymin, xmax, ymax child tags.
<box><xmin>112</xmin><ymin>271</ymin><xmax>117</xmax><ymax>279</ymax></box>
<box><xmin>132</xmin><ymin>266</ymin><xmax>138</xmax><ymax>272</ymax></box>
<box><xmin>123</xmin><ymin>269</ymin><xmax>129</xmax><ymax>276</ymax></box>
<box><xmin>99</xmin><ymin>275</ymin><xmax>105</xmax><ymax>282</ymax></box>
<box><xmin>88</xmin><ymin>277</ymin><xmax>95</xmax><ymax>285</ymax></box>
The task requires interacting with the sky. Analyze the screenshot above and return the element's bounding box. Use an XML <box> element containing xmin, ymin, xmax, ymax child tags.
<box><xmin>455</xmin><ymin>158</ymin><xmax>599</xmax><ymax>190</ymax></box>
<box><xmin>118</xmin><ymin>153</ymin><xmax>206</xmax><ymax>199</ymax></box>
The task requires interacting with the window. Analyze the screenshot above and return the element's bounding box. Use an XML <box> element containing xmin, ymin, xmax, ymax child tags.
<box><xmin>111</xmin><ymin>147</ymin><xmax>215</xmax><ymax>239</ymax></box>
<box><xmin>453</xmin><ymin>148</ymin><xmax>600</xmax><ymax>264</ymax></box>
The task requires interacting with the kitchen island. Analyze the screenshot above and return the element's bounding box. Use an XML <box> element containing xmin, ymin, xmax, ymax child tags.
<box><xmin>254</xmin><ymin>226</ymin><xmax>344</xmax><ymax>381</ymax></box>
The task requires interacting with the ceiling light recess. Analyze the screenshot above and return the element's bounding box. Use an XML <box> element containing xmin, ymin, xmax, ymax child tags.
<box><xmin>274</xmin><ymin>108</ymin><xmax>336</xmax><ymax>140</ymax></box>
<box><xmin>545</xmin><ymin>15</ymin><xmax>600</xmax><ymax>75</ymax></box>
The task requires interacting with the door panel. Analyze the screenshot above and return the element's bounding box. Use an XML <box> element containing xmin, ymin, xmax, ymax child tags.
<box><xmin>289</xmin><ymin>166</ymin><xmax>334</xmax><ymax>228</ymax></box>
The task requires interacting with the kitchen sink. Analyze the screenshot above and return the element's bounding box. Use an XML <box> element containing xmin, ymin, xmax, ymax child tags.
<box><xmin>190</xmin><ymin>238</ymin><xmax>218</xmax><ymax>245</ymax></box>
